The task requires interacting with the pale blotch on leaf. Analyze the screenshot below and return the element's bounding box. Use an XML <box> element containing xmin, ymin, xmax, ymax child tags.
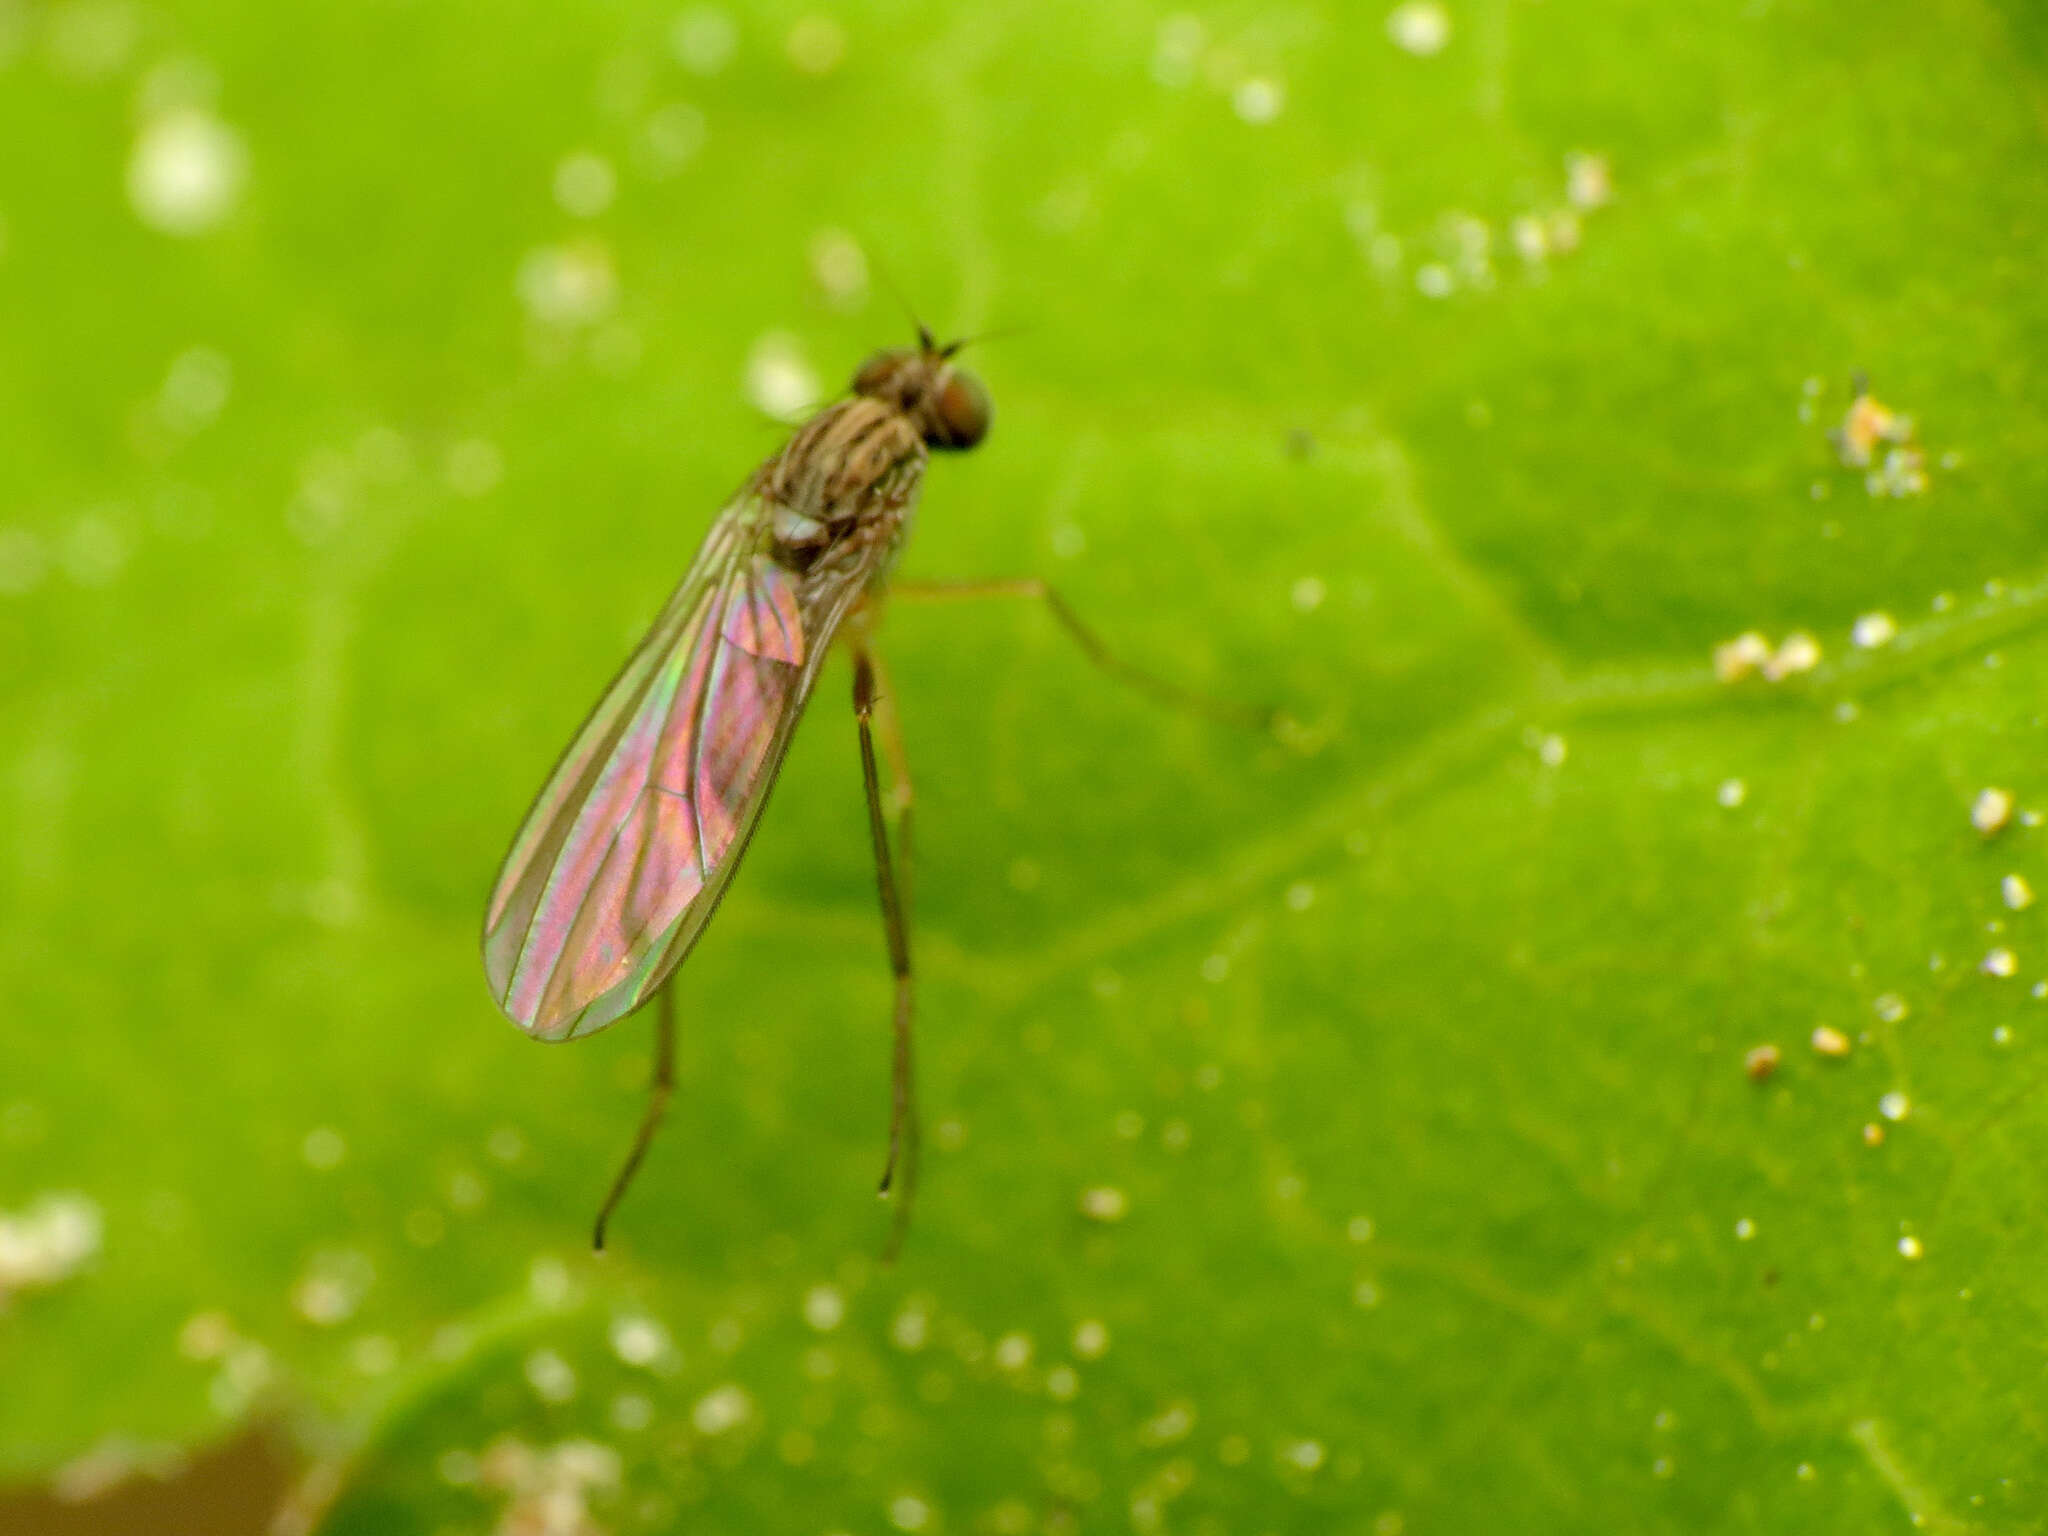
<box><xmin>207</xmin><ymin>1341</ymin><xmax>273</xmax><ymax>1416</ymax></box>
<box><xmin>1386</xmin><ymin>1</ymin><xmax>1452</xmax><ymax>56</ymax></box>
<box><xmin>889</xmin><ymin>1493</ymin><xmax>933</xmax><ymax>1532</ymax></box>
<box><xmin>1713</xmin><ymin>631</ymin><xmax>1771</xmax><ymax>683</ymax></box>
<box><xmin>890</xmin><ymin>1304</ymin><xmax>929</xmax><ymax>1351</ymax></box>
<box><xmin>292</xmin><ymin>1248</ymin><xmax>373</xmax><ymax>1327</ymax></box>
<box><xmin>1072</xmin><ymin>1318</ymin><xmax>1110</xmax><ymax>1359</ymax></box>
<box><xmin>1415</xmin><ymin>262</ymin><xmax>1454</xmax><ymax>299</ymax></box>
<box><xmin>1866</xmin><ymin>447</ymin><xmax>1929</xmax><ymax>499</ymax></box>
<box><xmin>553</xmin><ymin>152</ymin><xmax>617</xmax><ymax>218</ymax></box>
<box><xmin>523</xmin><ymin>1349</ymin><xmax>576</xmax><ymax>1403</ymax></box>
<box><xmin>609</xmin><ymin>1313</ymin><xmax>673</xmax><ymax>1369</ymax></box>
<box><xmin>1138</xmin><ymin>1401</ymin><xmax>1195</xmax><ymax>1447</ymax></box>
<box><xmin>671</xmin><ymin>5</ymin><xmax>737</xmax><ymax>74</ymax></box>
<box><xmin>51</xmin><ymin>1441</ymin><xmax>186</xmax><ymax>1504</ymax></box>
<box><xmin>128</xmin><ymin>108</ymin><xmax>247</xmax><ymax>236</ymax></box>
<box><xmin>691</xmin><ymin>1383</ymin><xmax>751</xmax><ymax>1434</ymax></box>
<box><xmin>1232</xmin><ymin>76</ymin><xmax>1284</xmax><ymax>124</ymax></box>
<box><xmin>809</xmin><ymin>227</ymin><xmax>868</xmax><ymax>307</ymax></box>
<box><xmin>1810</xmin><ymin>1026</ymin><xmax>1851</xmax><ymax>1058</ymax></box>
<box><xmin>1080</xmin><ymin>1185</ymin><xmax>1129</xmax><ymax>1223</ymax></box>
<box><xmin>638</xmin><ymin>102</ymin><xmax>706</xmax><ymax>177</ymax></box>
<box><xmin>178</xmin><ymin>1310</ymin><xmax>235</xmax><ymax>1361</ymax></box>
<box><xmin>58</xmin><ymin>512</ymin><xmax>129</xmax><ymax>588</ymax></box>
<box><xmin>517</xmin><ymin>241</ymin><xmax>616</xmax><ymax>329</ymax></box>
<box><xmin>300</xmin><ymin>1126</ymin><xmax>346</xmax><ymax>1170</ymax></box>
<box><xmin>786</xmin><ymin>14</ymin><xmax>845</xmax><ymax>75</ymax></box>
<box><xmin>0</xmin><ymin>1193</ymin><xmax>103</xmax><ymax>1298</ymax></box>
<box><xmin>743</xmin><ymin>330</ymin><xmax>820</xmax><ymax>422</ymax></box>
<box><xmin>1150</xmin><ymin>14</ymin><xmax>1207</xmax><ymax>89</ymax></box>
<box><xmin>528</xmin><ymin>1255</ymin><xmax>573</xmax><ymax>1308</ymax></box>
<box><xmin>1761</xmin><ymin>631</ymin><xmax>1821</xmax><ymax>682</ymax></box>
<box><xmin>803</xmin><ymin>1284</ymin><xmax>845</xmax><ymax>1332</ymax></box>
<box><xmin>1831</xmin><ymin>383</ymin><xmax>1914</xmax><ymax>469</ymax></box>
<box><xmin>1282</xmin><ymin>1438</ymin><xmax>1326</xmax><ymax>1472</ymax></box>
<box><xmin>1972</xmin><ymin>786</ymin><xmax>2014</xmax><ymax>837</ymax></box>
<box><xmin>1565</xmin><ymin>152</ymin><xmax>1613</xmax><ymax>211</ymax></box>
<box><xmin>158</xmin><ymin>346</ymin><xmax>232</xmax><ymax>433</ymax></box>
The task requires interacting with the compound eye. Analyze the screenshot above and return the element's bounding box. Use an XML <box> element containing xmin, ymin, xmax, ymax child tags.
<box><xmin>931</xmin><ymin>367</ymin><xmax>991</xmax><ymax>449</ymax></box>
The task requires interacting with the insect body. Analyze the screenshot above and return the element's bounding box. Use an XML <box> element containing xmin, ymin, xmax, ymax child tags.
<box><xmin>483</xmin><ymin>329</ymin><xmax>985</xmax><ymax>1250</ymax></box>
<box><xmin>483</xmin><ymin>327</ymin><xmax>1240</xmax><ymax>1253</ymax></box>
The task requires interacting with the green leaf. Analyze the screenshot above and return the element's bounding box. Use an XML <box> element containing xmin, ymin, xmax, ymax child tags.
<box><xmin>3</xmin><ymin>1</ymin><xmax>2045</xmax><ymax>1532</ymax></box>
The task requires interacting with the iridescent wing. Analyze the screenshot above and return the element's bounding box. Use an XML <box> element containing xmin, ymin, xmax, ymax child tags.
<box><xmin>483</xmin><ymin>467</ymin><xmax>919</xmax><ymax>1041</ymax></box>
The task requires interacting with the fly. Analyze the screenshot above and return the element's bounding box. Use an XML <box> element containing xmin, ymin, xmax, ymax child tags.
<box><xmin>482</xmin><ymin>327</ymin><xmax>1258</xmax><ymax>1255</ymax></box>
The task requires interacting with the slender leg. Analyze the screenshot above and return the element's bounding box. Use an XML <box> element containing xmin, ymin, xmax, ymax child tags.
<box><xmin>891</xmin><ymin>577</ymin><xmax>1274</xmax><ymax>730</ymax></box>
<box><xmin>592</xmin><ymin>980</ymin><xmax>677</xmax><ymax>1252</ymax></box>
<box><xmin>864</xmin><ymin>645</ymin><xmax>916</xmax><ymax>926</ymax></box>
<box><xmin>853</xmin><ymin>644</ymin><xmax>919</xmax><ymax>1261</ymax></box>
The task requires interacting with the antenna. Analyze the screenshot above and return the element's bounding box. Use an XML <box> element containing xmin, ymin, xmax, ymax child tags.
<box><xmin>865</xmin><ymin>250</ymin><xmax>930</xmax><ymax>345</ymax></box>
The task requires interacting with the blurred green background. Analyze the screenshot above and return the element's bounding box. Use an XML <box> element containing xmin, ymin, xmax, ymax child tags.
<box><xmin>5</xmin><ymin>0</ymin><xmax>2048</xmax><ymax>1531</ymax></box>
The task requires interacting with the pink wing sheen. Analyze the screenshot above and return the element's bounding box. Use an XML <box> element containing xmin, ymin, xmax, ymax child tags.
<box><xmin>483</xmin><ymin>512</ymin><xmax>823</xmax><ymax>1042</ymax></box>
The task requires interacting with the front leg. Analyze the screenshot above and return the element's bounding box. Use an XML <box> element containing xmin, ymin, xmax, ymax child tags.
<box><xmin>892</xmin><ymin>577</ymin><xmax>1274</xmax><ymax>730</ymax></box>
